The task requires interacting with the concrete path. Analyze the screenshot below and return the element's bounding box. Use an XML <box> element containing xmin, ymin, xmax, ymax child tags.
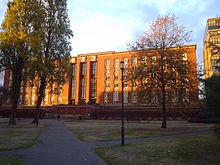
<box><xmin>0</xmin><ymin>120</ymin><xmax>106</xmax><ymax>165</ymax></box>
<box><xmin>0</xmin><ymin>119</ymin><xmax>211</xmax><ymax>165</ymax></box>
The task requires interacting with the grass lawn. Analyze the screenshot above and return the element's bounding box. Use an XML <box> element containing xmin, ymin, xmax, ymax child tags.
<box><xmin>95</xmin><ymin>134</ymin><xmax>220</xmax><ymax>165</ymax></box>
<box><xmin>0</xmin><ymin>119</ymin><xmax>44</xmax><ymax>150</ymax></box>
<box><xmin>0</xmin><ymin>156</ymin><xmax>22</xmax><ymax>165</ymax></box>
<box><xmin>0</xmin><ymin>118</ymin><xmax>44</xmax><ymax>165</ymax></box>
<box><xmin>64</xmin><ymin>120</ymin><xmax>214</xmax><ymax>142</ymax></box>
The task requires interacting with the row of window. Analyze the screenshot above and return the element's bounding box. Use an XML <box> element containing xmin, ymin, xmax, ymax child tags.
<box><xmin>72</xmin><ymin>62</ymin><xmax>97</xmax><ymax>76</ymax></box>
<box><xmin>103</xmin><ymin>89</ymin><xmax>189</xmax><ymax>104</ymax></box>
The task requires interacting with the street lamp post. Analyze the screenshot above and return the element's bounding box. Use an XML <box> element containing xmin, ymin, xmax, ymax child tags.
<box><xmin>120</xmin><ymin>61</ymin><xmax>125</xmax><ymax>146</ymax></box>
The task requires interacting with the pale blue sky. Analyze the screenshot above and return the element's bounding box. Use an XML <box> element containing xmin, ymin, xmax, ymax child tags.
<box><xmin>0</xmin><ymin>0</ymin><xmax>220</xmax><ymax>65</ymax></box>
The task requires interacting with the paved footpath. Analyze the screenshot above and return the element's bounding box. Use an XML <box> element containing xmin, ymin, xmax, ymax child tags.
<box><xmin>0</xmin><ymin>120</ymin><xmax>107</xmax><ymax>165</ymax></box>
<box><xmin>0</xmin><ymin>119</ymin><xmax>210</xmax><ymax>165</ymax></box>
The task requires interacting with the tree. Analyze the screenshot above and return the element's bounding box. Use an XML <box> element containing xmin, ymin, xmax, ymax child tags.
<box><xmin>202</xmin><ymin>75</ymin><xmax>220</xmax><ymax>120</ymax></box>
<box><xmin>0</xmin><ymin>0</ymin><xmax>44</xmax><ymax>125</ymax></box>
<box><xmin>27</xmin><ymin>0</ymin><xmax>73</xmax><ymax>126</ymax></box>
<box><xmin>127</xmin><ymin>14</ymin><xmax>196</xmax><ymax>128</ymax></box>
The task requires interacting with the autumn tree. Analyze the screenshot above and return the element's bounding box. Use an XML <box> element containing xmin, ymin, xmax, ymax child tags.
<box><xmin>0</xmin><ymin>0</ymin><xmax>45</xmax><ymax>125</ymax></box>
<box><xmin>127</xmin><ymin>15</ymin><xmax>197</xmax><ymax>128</ymax></box>
<box><xmin>27</xmin><ymin>0</ymin><xmax>73</xmax><ymax>126</ymax></box>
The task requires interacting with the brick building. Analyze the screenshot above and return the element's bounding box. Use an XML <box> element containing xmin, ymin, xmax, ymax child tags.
<box><xmin>3</xmin><ymin>45</ymin><xmax>198</xmax><ymax>107</ymax></box>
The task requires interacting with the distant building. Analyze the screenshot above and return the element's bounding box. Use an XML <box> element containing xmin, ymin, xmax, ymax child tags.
<box><xmin>203</xmin><ymin>17</ymin><xmax>220</xmax><ymax>78</ymax></box>
<box><xmin>3</xmin><ymin>45</ymin><xmax>198</xmax><ymax>106</ymax></box>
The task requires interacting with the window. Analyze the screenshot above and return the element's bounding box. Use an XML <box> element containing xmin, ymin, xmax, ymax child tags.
<box><xmin>72</xmin><ymin>64</ymin><xmax>76</xmax><ymax>76</ymax></box>
<box><xmin>183</xmin><ymin>88</ymin><xmax>189</xmax><ymax>103</ymax></box>
<box><xmin>114</xmin><ymin>75</ymin><xmax>118</xmax><ymax>80</ymax></box>
<box><xmin>91</xmin><ymin>62</ymin><xmax>97</xmax><ymax>75</ymax></box>
<box><xmin>114</xmin><ymin>59</ymin><xmax>119</xmax><ymax>65</ymax></box>
<box><xmin>123</xmin><ymin>58</ymin><xmax>128</xmax><ymax>64</ymax></box>
<box><xmin>150</xmin><ymin>56</ymin><xmax>157</xmax><ymax>63</ymax></box>
<box><xmin>114</xmin><ymin>67</ymin><xmax>119</xmax><ymax>72</ymax></box>
<box><xmin>80</xmin><ymin>78</ymin><xmax>86</xmax><ymax>98</ymax></box>
<box><xmin>151</xmin><ymin>90</ymin><xmax>158</xmax><ymax>104</ymax></box>
<box><xmin>123</xmin><ymin>91</ymin><xmax>128</xmax><ymax>104</ymax></box>
<box><xmin>31</xmin><ymin>87</ymin><xmax>36</xmax><ymax>105</ymax></box>
<box><xmin>114</xmin><ymin>82</ymin><xmax>118</xmax><ymax>88</ymax></box>
<box><xmin>182</xmin><ymin>53</ymin><xmax>187</xmax><ymax>60</ymax></box>
<box><xmin>58</xmin><ymin>87</ymin><xmax>62</xmax><ymax>104</ymax></box>
<box><xmin>171</xmin><ymin>90</ymin><xmax>178</xmax><ymax>103</ymax></box>
<box><xmin>91</xmin><ymin>78</ymin><xmax>97</xmax><ymax>98</ymax></box>
<box><xmin>113</xmin><ymin>92</ymin><xmax>119</xmax><ymax>103</ymax></box>
<box><xmin>131</xmin><ymin>57</ymin><xmax>137</xmax><ymax>64</ymax></box>
<box><xmin>105</xmin><ymin>82</ymin><xmax>110</xmax><ymax>89</ymax></box>
<box><xmin>141</xmin><ymin>56</ymin><xmax>147</xmax><ymax>63</ymax></box>
<box><xmin>105</xmin><ymin>67</ymin><xmax>110</xmax><ymax>74</ymax></box>
<box><xmin>131</xmin><ymin>91</ymin><xmax>137</xmax><ymax>104</ymax></box>
<box><xmin>104</xmin><ymin>92</ymin><xmax>110</xmax><ymax>103</ymax></box>
<box><xmin>80</xmin><ymin>63</ymin><xmax>86</xmax><ymax>76</ymax></box>
<box><xmin>105</xmin><ymin>75</ymin><xmax>110</xmax><ymax>81</ymax></box>
<box><xmin>105</xmin><ymin>59</ymin><xmax>110</xmax><ymax>66</ymax></box>
<box><xmin>71</xmin><ymin>79</ymin><xmax>76</xmax><ymax>99</ymax></box>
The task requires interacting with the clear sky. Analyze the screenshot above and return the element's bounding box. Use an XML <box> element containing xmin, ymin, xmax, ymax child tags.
<box><xmin>0</xmin><ymin>0</ymin><xmax>219</xmax><ymax>64</ymax></box>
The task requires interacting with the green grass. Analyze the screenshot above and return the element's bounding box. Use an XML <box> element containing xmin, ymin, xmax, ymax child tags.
<box><xmin>0</xmin><ymin>156</ymin><xmax>23</xmax><ymax>165</ymax></box>
<box><xmin>64</xmin><ymin>120</ymin><xmax>213</xmax><ymax>142</ymax></box>
<box><xmin>0</xmin><ymin>120</ymin><xmax>44</xmax><ymax>151</ymax></box>
<box><xmin>95</xmin><ymin>134</ymin><xmax>220</xmax><ymax>165</ymax></box>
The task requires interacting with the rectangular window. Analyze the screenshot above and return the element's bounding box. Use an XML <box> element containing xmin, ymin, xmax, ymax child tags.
<box><xmin>72</xmin><ymin>64</ymin><xmax>76</xmax><ymax>76</ymax></box>
<box><xmin>80</xmin><ymin>63</ymin><xmax>86</xmax><ymax>76</ymax></box>
<box><xmin>105</xmin><ymin>82</ymin><xmax>110</xmax><ymax>89</ymax></box>
<box><xmin>171</xmin><ymin>90</ymin><xmax>178</xmax><ymax>103</ymax></box>
<box><xmin>182</xmin><ymin>53</ymin><xmax>187</xmax><ymax>61</ymax></box>
<box><xmin>114</xmin><ymin>82</ymin><xmax>118</xmax><ymax>88</ymax></box>
<box><xmin>71</xmin><ymin>79</ymin><xmax>76</xmax><ymax>99</ymax></box>
<box><xmin>113</xmin><ymin>91</ymin><xmax>119</xmax><ymax>103</ymax></box>
<box><xmin>104</xmin><ymin>92</ymin><xmax>110</xmax><ymax>103</ymax></box>
<box><xmin>123</xmin><ymin>91</ymin><xmax>128</xmax><ymax>104</ymax></box>
<box><xmin>123</xmin><ymin>58</ymin><xmax>128</xmax><ymax>65</ymax></box>
<box><xmin>151</xmin><ymin>90</ymin><xmax>158</xmax><ymax>104</ymax></box>
<box><xmin>183</xmin><ymin>88</ymin><xmax>189</xmax><ymax>103</ymax></box>
<box><xmin>91</xmin><ymin>78</ymin><xmax>97</xmax><ymax>98</ymax></box>
<box><xmin>80</xmin><ymin>78</ymin><xmax>86</xmax><ymax>98</ymax></box>
<box><xmin>105</xmin><ymin>75</ymin><xmax>110</xmax><ymax>81</ymax></box>
<box><xmin>91</xmin><ymin>62</ymin><xmax>97</xmax><ymax>75</ymax></box>
<box><xmin>114</xmin><ymin>75</ymin><xmax>118</xmax><ymax>80</ymax></box>
<box><xmin>150</xmin><ymin>56</ymin><xmax>156</xmax><ymax>63</ymax></box>
<box><xmin>114</xmin><ymin>67</ymin><xmax>119</xmax><ymax>72</ymax></box>
<box><xmin>105</xmin><ymin>59</ymin><xmax>110</xmax><ymax>66</ymax></box>
<box><xmin>114</xmin><ymin>59</ymin><xmax>119</xmax><ymax>65</ymax></box>
<box><xmin>131</xmin><ymin>57</ymin><xmax>137</xmax><ymax>64</ymax></box>
<box><xmin>131</xmin><ymin>91</ymin><xmax>137</xmax><ymax>104</ymax></box>
<box><xmin>105</xmin><ymin>67</ymin><xmax>110</xmax><ymax>74</ymax></box>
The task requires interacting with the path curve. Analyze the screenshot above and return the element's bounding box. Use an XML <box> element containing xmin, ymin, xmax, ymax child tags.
<box><xmin>0</xmin><ymin>119</ymin><xmax>106</xmax><ymax>165</ymax></box>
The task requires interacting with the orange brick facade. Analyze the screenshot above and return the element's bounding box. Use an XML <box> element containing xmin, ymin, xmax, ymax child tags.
<box><xmin>3</xmin><ymin>45</ymin><xmax>198</xmax><ymax>106</ymax></box>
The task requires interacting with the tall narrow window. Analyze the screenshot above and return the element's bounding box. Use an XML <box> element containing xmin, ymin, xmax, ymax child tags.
<box><xmin>113</xmin><ymin>91</ymin><xmax>119</xmax><ymax>103</ymax></box>
<box><xmin>81</xmin><ymin>63</ymin><xmax>86</xmax><ymax>76</ymax></box>
<box><xmin>123</xmin><ymin>91</ymin><xmax>128</xmax><ymax>104</ymax></box>
<box><xmin>131</xmin><ymin>91</ymin><xmax>137</xmax><ymax>104</ymax></box>
<box><xmin>91</xmin><ymin>62</ymin><xmax>97</xmax><ymax>75</ymax></box>
<box><xmin>91</xmin><ymin>78</ymin><xmax>97</xmax><ymax>98</ymax></box>
<box><xmin>80</xmin><ymin>78</ymin><xmax>86</xmax><ymax>98</ymax></box>
<box><xmin>72</xmin><ymin>64</ymin><xmax>76</xmax><ymax>76</ymax></box>
<box><xmin>71</xmin><ymin>79</ymin><xmax>76</xmax><ymax>99</ymax></box>
<box><xmin>183</xmin><ymin>88</ymin><xmax>189</xmax><ymax>103</ymax></box>
<box><xmin>104</xmin><ymin>92</ymin><xmax>110</xmax><ymax>103</ymax></box>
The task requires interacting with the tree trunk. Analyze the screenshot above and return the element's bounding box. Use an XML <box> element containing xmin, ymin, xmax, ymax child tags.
<box><xmin>161</xmin><ymin>84</ymin><xmax>167</xmax><ymax>128</ymax></box>
<box><xmin>33</xmin><ymin>74</ymin><xmax>47</xmax><ymax>127</ymax></box>
<box><xmin>9</xmin><ymin>57</ymin><xmax>24</xmax><ymax>125</ymax></box>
